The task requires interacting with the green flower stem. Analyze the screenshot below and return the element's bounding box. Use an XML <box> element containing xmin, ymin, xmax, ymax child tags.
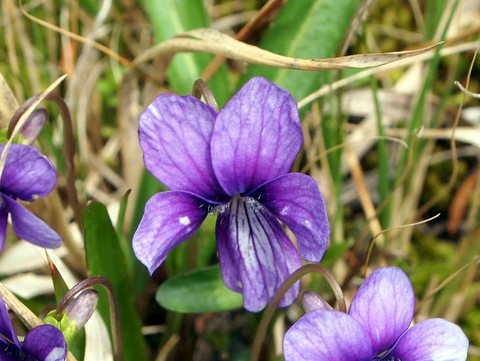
<box><xmin>249</xmin><ymin>264</ymin><xmax>346</xmax><ymax>361</ymax></box>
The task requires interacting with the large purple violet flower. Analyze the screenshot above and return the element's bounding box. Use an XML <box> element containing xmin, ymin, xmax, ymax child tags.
<box><xmin>0</xmin><ymin>297</ymin><xmax>67</xmax><ymax>361</ymax></box>
<box><xmin>0</xmin><ymin>143</ymin><xmax>62</xmax><ymax>251</ymax></box>
<box><xmin>133</xmin><ymin>77</ymin><xmax>329</xmax><ymax>312</ymax></box>
<box><xmin>283</xmin><ymin>267</ymin><xmax>469</xmax><ymax>361</ymax></box>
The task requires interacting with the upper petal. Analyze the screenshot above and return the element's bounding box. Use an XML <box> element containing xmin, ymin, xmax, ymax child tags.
<box><xmin>211</xmin><ymin>77</ymin><xmax>303</xmax><ymax>196</ymax></box>
<box><xmin>5</xmin><ymin>196</ymin><xmax>62</xmax><ymax>249</ymax></box>
<box><xmin>391</xmin><ymin>318</ymin><xmax>469</xmax><ymax>361</ymax></box>
<box><xmin>283</xmin><ymin>309</ymin><xmax>373</xmax><ymax>361</ymax></box>
<box><xmin>139</xmin><ymin>94</ymin><xmax>224</xmax><ymax>199</ymax></box>
<box><xmin>251</xmin><ymin>173</ymin><xmax>329</xmax><ymax>262</ymax></box>
<box><xmin>0</xmin><ymin>296</ymin><xmax>21</xmax><ymax>349</ymax></box>
<box><xmin>23</xmin><ymin>325</ymin><xmax>67</xmax><ymax>361</ymax></box>
<box><xmin>133</xmin><ymin>191</ymin><xmax>209</xmax><ymax>274</ymax></box>
<box><xmin>216</xmin><ymin>195</ymin><xmax>302</xmax><ymax>312</ymax></box>
<box><xmin>349</xmin><ymin>267</ymin><xmax>415</xmax><ymax>356</ymax></box>
<box><xmin>0</xmin><ymin>144</ymin><xmax>56</xmax><ymax>201</ymax></box>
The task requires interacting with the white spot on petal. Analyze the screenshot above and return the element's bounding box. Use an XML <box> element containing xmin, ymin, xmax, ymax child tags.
<box><xmin>303</xmin><ymin>220</ymin><xmax>312</xmax><ymax>228</ymax></box>
<box><xmin>237</xmin><ymin>281</ymin><xmax>243</xmax><ymax>289</ymax></box>
<box><xmin>45</xmin><ymin>347</ymin><xmax>65</xmax><ymax>361</ymax></box>
<box><xmin>280</xmin><ymin>206</ymin><xmax>289</xmax><ymax>215</ymax></box>
<box><xmin>179</xmin><ymin>216</ymin><xmax>191</xmax><ymax>225</ymax></box>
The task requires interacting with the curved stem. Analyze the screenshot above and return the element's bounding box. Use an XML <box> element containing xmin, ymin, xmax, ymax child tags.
<box><xmin>57</xmin><ymin>277</ymin><xmax>124</xmax><ymax>361</ymax></box>
<box><xmin>249</xmin><ymin>264</ymin><xmax>345</xmax><ymax>361</ymax></box>
<box><xmin>191</xmin><ymin>79</ymin><xmax>219</xmax><ymax>111</ymax></box>
<box><xmin>8</xmin><ymin>92</ymin><xmax>83</xmax><ymax>229</ymax></box>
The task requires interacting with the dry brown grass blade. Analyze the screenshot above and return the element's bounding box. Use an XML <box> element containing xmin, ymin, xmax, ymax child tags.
<box><xmin>133</xmin><ymin>28</ymin><xmax>441</xmax><ymax>70</ymax></box>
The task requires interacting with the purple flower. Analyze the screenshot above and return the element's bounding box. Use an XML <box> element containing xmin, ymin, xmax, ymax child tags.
<box><xmin>0</xmin><ymin>143</ymin><xmax>62</xmax><ymax>251</ymax></box>
<box><xmin>283</xmin><ymin>267</ymin><xmax>469</xmax><ymax>361</ymax></box>
<box><xmin>133</xmin><ymin>77</ymin><xmax>329</xmax><ymax>312</ymax></box>
<box><xmin>0</xmin><ymin>297</ymin><xmax>67</xmax><ymax>361</ymax></box>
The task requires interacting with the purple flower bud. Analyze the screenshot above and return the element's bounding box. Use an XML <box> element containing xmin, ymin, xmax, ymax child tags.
<box><xmin>301</xmin><ymin>291</ymin><xmax>333</xmax><ymax>313</ymax></box>
<box><xmin>65</xmin><ymin>289</ymin><xmax>99</xmax><ymax>330</ymax></box>
<box><xmin>20</xmin><ymin>109</ymin><xmax>47</xmax><ymax>144</ymax></box>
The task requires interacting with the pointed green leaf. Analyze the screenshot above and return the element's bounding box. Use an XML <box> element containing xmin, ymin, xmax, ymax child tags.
<box><xmin>83</xmin><ymin>202</ymin><xmax>147</xmax><ymax>361</ymax></box>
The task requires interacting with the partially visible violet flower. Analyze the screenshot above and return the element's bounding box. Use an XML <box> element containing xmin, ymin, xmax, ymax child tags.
<box><xmin>133</xmin><ymin>77</ymin><xmax>330</xmax><ymax>312</ymax></box>
<box><xmin>0</xmin><ymin>297</ymin><xmax>67</xmax><ymax>361</ymax></box>
<box><xmin>283</xmin><ymin>267</ymin><xmax>469</xmax><ymax>361</ymax></box>
<box><xmin>0</xmin><ymin>143</ymin><xmax>62</xmax><ymax>251</ymax></box>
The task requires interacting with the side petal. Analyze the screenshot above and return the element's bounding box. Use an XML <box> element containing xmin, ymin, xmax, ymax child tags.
<box><xmin>283</xmin><ymin>309</ymin><xmax>373</xmax><ymax>361</ymax></box>
<box><xmin>5</xmin><ymin>196</ymin><xmax>62</xmax><ymax>249</ymax></box>
<box><xmin>216</xmin><ymin>195</ymin><xmax>302</xmax><ymax>312</ymax></box>
<box><xmin>139</xmin><ymin>94</ymin><xmax>224</xmax><ymax>199</ymax></box>
<box><xmin>23</xmin><ymin>325</ymin><xmax>67</xmax><ymax>361</ymax></box>
<box><xmin>251</xmin><ymin>173</ymin><xmax>329</xmax><ymax>261</ymax></box>
<box><xmin>0</xmin><ymin>297</ymin><xmax>21</xmax><ymax>349</ymax></box>
<box><xmin>211</xmin><ymin>77</ymin><xmax>303</xmax><ymax>196</ymax></box>
<box><xmin>0</xmin><ymin>203</ymin><xmax>8</xmax><ymax>251</ymax></box>
<box><xmin>391</xmin><ymin>318</ymin><xmax>469</xmax><ymax>361</ymax></box>
<box><xmin>349</xmin><ymin>267</ymin><xmax>415</xmax><ymax>356</ymax></box>
<box><xmin>0</xmin><ymin>144</ymin><xmax>56</xmax><ymax>201</ymax></box>
<box><xmin>133</xmin><ymin>191</ymin><xmax>209</xmax><ymax>274</ymax></box>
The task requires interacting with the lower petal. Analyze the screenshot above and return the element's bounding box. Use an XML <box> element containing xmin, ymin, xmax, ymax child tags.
<box><xmin>216</xmin><ymin>195</ymin><xmax>302</xmax><ymax>312</ymax></box>
<box><xmin>283</xmin><ymin>309</ymin><xmax>373</xmax><ymax>361</ymax></box>
<box><xmin>133</xmin><ymin>191</ymin><xmax>209</xmax><ymax>274</ymax></box>
<box><xmin>251</xmin><ymin>173</ymin><xmax>329</xmax><ymax>261</ymax></box>
<box><xmin>391</xmin><ymin>318</ymin><xmax>469</xmax><ymax>361</ymax></box>
<box><xmin>0</xmin><ymin>297</ymin><xmax>21</xmax><ymax>349</ymax></box>
<box><xmin>23</xmin><ymin>325</ymin><xmax>67</xmax><ymax>361</ymax></box>
<box><xmin>4</xmin><ymin>196</ymin><xmax>62</xmax><ymax>249</ymax></box>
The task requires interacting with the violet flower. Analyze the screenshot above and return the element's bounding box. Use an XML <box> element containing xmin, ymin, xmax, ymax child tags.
<box><xmin>283</xmin><ymin>267</ymin><xmax>469</xmax><ymax>361</ymax></box>
<box><xmin>133</xmin><ymin>77</ymin><xmax>329</xmax><ymax>312</ymax></box>
<box><xmin>0</xmin><ymin>143</ymin><xmax>62</xmax><ymax>251</ymax></box>
<box><xmin>0</xmin><ymin>297</ymin><xmax>67</xmax><ymax>361</ymax></box>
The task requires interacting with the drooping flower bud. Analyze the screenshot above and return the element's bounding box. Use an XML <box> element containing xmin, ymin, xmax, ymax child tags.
<box><xmin>65</xmin><ymin>289</ymin><xmax>99</xmax><ymax>330</ymax></box>
<box><xmin>43</xmin><ymin>289</ymin><xmax>99</xmax><ymax>344</ymax></box>
<box><xmin>301</xmin><ymin>291</ymin><xmax>333</xmax><ymax>313</ymax></box>
<box><xmin>20</xmin><ymin>109</ymin><xmax>47</xmax><ymax>144</ymax></box>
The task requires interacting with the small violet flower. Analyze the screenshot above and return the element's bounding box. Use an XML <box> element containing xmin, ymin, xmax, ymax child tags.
<box><xmin>133</xmin><ymin>77</ymin><xmax>329</xmax><ymax>311</ymax></box>
<box><xmin>0</xmin><ymin>297</ymin><xmax>67</xmax><ymax>361</ymax></box>
<box><xmin>0</xmin><ymin>143</ymin><xmax>62</xmax><ymax>251</ymax></box>
<box><xmin>283</xmin><ymin>267</ymin><xmax>469</xmax><ymax>361</ymax></box>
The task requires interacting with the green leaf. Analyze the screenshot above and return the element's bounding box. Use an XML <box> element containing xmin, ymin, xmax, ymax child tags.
<box><xmin>242</xmin><ymin>0</ymin><xmax>358</xmax><ymax>101</ymax></box>
<box><xmin>140</xmin><ymin>0</ymin><xmax>231</xmax><ymax>105</ymax></box>
<box><xmin>83</xmin><ymin>202</ymin><xmax>148</xmax><ymax>361</ymax></box>
<box><xmin>156</xmin><ymin>265</ymin><xmax>243</xmax><ymax>313</ymax></box>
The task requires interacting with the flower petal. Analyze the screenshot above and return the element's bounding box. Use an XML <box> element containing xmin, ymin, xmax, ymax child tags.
<box><xmin>216</xmin><ymin>195</ymin><xmax>302</xmax><ymax>312</ymax></box>
<box><xmin>391</xmin><ymin>318</ymin><xmax>469</xmax><ymax>361</ymax></box>
<box><xmin>349</xmin><ymin>267</ymin><xmax>415</xmax><ymax>356</ymax></box>
<box><xmin>0</xmin><ymin>144</ymin><xmax>56</xmax><ymax>201</ymax></box>
<box><xmin>211</xmin><ymin>77</ymin><xmax>303</xmax><ymax>196</ymax></box>
<box><xmin>23</xmin><ymin>325</ymin><xmax>67</xmax><ymax>361</ymax></box>
<box><xmin>133</xmin><ymin>191</ymin><xmax>209</xmax><ymax>274</ymax></box>
<box><xmin>0</xmin><ymin>204</ymin><xmax>8</xmax><ymax>251</ymax></box>
<box><xmin>139</xmin><ymin>94</ymin><xmax>224</xmax><ymax>199</ymax></box>
<box><xmin>0</xmin><ymin>296</ymin><xmax>21</xmax><ymax>349</ymax></box>
<box><xmin>251</xmin><ymin>173</ymin><xmax>329</xmax><ymax>261</ymax></box>
<box><xmin>283</xmin><ymin>309</ymin><xmax>373</xmax><ymax>361</ymax></box>
<box><xmin>5</xmin><ymin>196</ymin><xmax>62</xmax><ymax>249</ymax></box>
